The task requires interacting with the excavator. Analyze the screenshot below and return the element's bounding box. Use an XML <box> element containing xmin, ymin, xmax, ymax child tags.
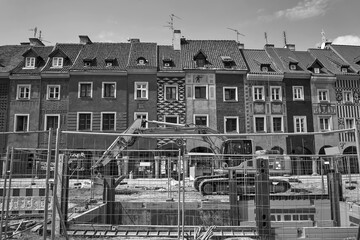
<box><xmin>92</xmin><ymin>118</ymin><xmax>291</xmax><ymax>196</ymax></box>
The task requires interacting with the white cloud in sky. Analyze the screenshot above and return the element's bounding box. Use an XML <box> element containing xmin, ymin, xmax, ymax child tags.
<box><xmin>332</xmin><ymin>35</ymin><xmax>360</xmax><ymax>45</ymax></box>
<box><xmin>259</xmin><ymin>0</ymin><xmax>331</xmax><ymax>21</ymax></box>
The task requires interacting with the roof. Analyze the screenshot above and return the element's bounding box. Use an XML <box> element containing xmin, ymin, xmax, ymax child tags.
<box><xmin>308</xmin><ymin>48</ymin><xmax>356</xmax><ymax>75</ymax></box>
<box><xmin>157</xmin><ymin>45</ymin><xmax>181</xmax><ymax>71</ymax></box>
<box><xmin>265</xmin><ymin>48</ymin><xmax>308</xmax><ymax>74</ymax></box>
<box><xmin>330</xmin><ymin>44</ymin><xmax>360</xmax><ymax>72</ymax></box>
<box><xmin>42</xmin><ymin>43</ymin><xmax>83</xmax><ymax>73</ymax></box>
<box><xmin>0</xmin><ymin>45</ymin><xmax>30</xmax><ymax>73</ymax></box>
<box><xmin>242</xmin><ymin>49</ymin><xmax>281</xmax><ymax>74</ymax></box>
<box><xmin>71</xmin><ymin>42</ymin><xmax>131</xmax><ymax>71</ymax></box>
<box><xmin>180</xmin><ymin>40</ymin><xmax>247</xmax><ymax>70</ymax></box>
<box><xmin>10</xmin><ymin>46</ymin><xmax>54</xmax><ymax>75</ymax></box>
<box><xmin>127</xmin><ymin>42</ymin><xmax>157</xmax><ymax>69</ymax></box>
<box><xmin>292</xmin><ymin>51</ymin><xmax>332</xmax><ymax>75</ymax></box>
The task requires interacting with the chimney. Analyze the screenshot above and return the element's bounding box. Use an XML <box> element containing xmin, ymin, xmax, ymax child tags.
<box><xmin>29</xmin><ymin>38</ymin><xmax>45</xmax><ymax>46</ymax></box>
<box><xmin>173</xmin><ymin>30</ymin><xmax>181</xmax><ymax>51</ymax></box>
<box><xmin>79</xmin><ymin>35</ymin><xmax>92</xmax><ymax>45</ymax></box>
<box><xmin>264</xmin><ymin>44</ymin><xmax>274</xmax><ymax>49</ymax></box>
<box><xmin>20</xmin><ymin>42</ymin><xmax>30</xmax><ymax>46</ymax></box>
<box><xmin>321</xmin><ymin>41</ymin><xmax>332</xmax><ymax>49</ymax></box>
<box><xmin>285</xmin><ymin>44</ymin><xmax>295</xmax><ymax>51</ymax></box>
<box><xmin>129</xmin><ymin>38</ymin><xmax>140</xmax><ymax>43</ymax></box>
<box><xmin>238</xmin><ymin>42</ymin><xmax>244</xmax><ymax>49</ymax></box>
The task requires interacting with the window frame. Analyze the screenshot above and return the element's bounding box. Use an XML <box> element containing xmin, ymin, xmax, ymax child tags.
<box><xmin>47</xmin><ymin>85</ymin><xmax>61</xmax><ymax>100</ymax></box>
<box><xmin>254</xmin><ymin>115</ymin><xmax>267</xmax><ymax>133</ymax></box>
<box><xmin>16</xmin><ymin>84</ymin><xmax>31</xmax><ymax>100</ymax></box>
<box><xmin>345</xmin><ymin>118</ymin><xmax>355</xmax><ymax>129</ymax></box>
<box><xmin>293</xmin><ymin>86</ymin><xmax>304</xmax><ymax>101</ymax></box>
<box><xmin>314</xmin><ymin>67</ymin><xmax>320</xmax><ymax>74</ymax></box>
<box><xmin>343</xmin><ymin>90</ymin><xmax>353</xmax><ymax>103</ymax></box>
<box><xmin>223</xmin><ymin>87</ymin><xmax>238</xmax><ymax>102</ymax></box>
<box><xmin>270</xmin><ymin>86</ymin><xmax>282</xmax><ymax>101</ymax></box>
<box><xmin>194</xmin><ymin>85</ymin><xmax>208</xmax><ymax>99</ymax></box>
<box><xmin>134</xmin><ymin>112</ymin><xmax>148</xmax><ymax>128</ymax></box>
<box><xmin>101</xmin><ymin>112</ymin><xmax>116</xmax><ymax>131</ymax></box>
<box><xmin>194</xmin><ymin>114</ymin><xmax>209</xmax><ymax>127</ymax></box>
<box><xmin>290</xmin><ymin>64</ymin><xmax>297</xmax><ymax>70</ymax></box>
<box><xmin>253</xmin><ymin>86</ymin><xmax>265</xmax><ymax>101</ymax></box>
<box><xmin>14</xmin><ymin>114</ymin><xmax>29</xmax><ymax>132</ymax></box>
<box><xmin>77</xmin><ymin>112</ymin><xmax>92</xmax><ymax>131</ymax></box>
<box><xmin>134</xmin><ymin>82</ymin><xmax>148</xmax><ymax>100</ymax></box>
<box><xmin>271</xmin><ymin>116</ymin><xmax>283</xmax><ymax>132</ymax></box>
<box><xmin>317</xmin><ymin>89</ymin><xmax>329</xmax><ymax>102</ymax></box>
<box><xmin>164</xmin><ymin>115</ymin><xmax>179</xmax><ymax>125</ymax></box>
<box><xmin>52</xmin><ymin>57</ymin><xmax>63</xmax><ymax>68</ymax></box>
<box><xmin>224</xmin><ymin>116</ymin><xmax>239</xmax><ymax>133</ymax></box>
<box><xmin>164</xmin><ymin>84</ymin><xmax>178</xmax><ymax>101</ymax></box>
<box><xmin>294</xmin><ymin>116</ymin><xmax>307</xmax><ymax>133</ymax></box>
<box><xmin>319</xmin><ymin>116</ymin><xmax>331</xmax><ymax>131</ymax></box>
<box><xmin>25</xmin><ymin>57</ymin><xmax>35</xmax><ymax>68</ymax></box>
<box><xmin>44</xmin><ymin>114</ymin><xmax>60</xmax><ymax>130</ymax></box>
<box><xmin>102</xmin><ymin>82</ymin><xmax>116</xmax><ymax>98</ymax></box>
<box><xmin>78</xmin><ymin>82</ymin><xmax>93</xmax><ymax>98</ymax></box>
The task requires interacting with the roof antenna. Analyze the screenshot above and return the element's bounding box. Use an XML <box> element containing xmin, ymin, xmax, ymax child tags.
<box><xmin>38</xmin><ymin>30</ymin><xmax>51</xmax><ymax>43</ymax></box>
<box><xmin>264</xmin><ymin>32</ymin><xmax>268</xmax><ymax>44</ymax></box>
<box><xmin>164</xmin><ymin>14</ymin><xmax>182</xmax><ymax>44</ymax></box>
<box><xmin>227</xmin><ymin>28</ymin><xmax>245</xmax><ymax>43</ymax></box>
<box><xmin>283</xmin><ymin>31</ymin><xmax>287</xmax><ymax>46</ymax></box>
<box><xmin>29</xmin><ymin>27</ymin><xmax>38</xmax><ymax>37</ymax></box>
<box><xmin>321</xmin><ymin>29</ymin><xmax>327</xmax><ymax>43</ymax></box>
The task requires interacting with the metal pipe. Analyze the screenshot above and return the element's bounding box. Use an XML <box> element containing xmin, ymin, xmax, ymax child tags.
<box><xmin>4</xmin><ymin>147</ymin><xmax>14</xmax><ymax>237</ymax></box>
<box><xmin>51</xmin><ymin>128</ymin><xmax>61</xmax><ymax>239</ymax></box>
<box><xmin>43</xmin><ymin>129</ymin><xmax>53</xmax><ymax>240</ymax></box>
<box><xmin>0</xmin><ymin>147</ymin><xmax>10</xmax><ymax>239</ymax></box>
<box><xmin>177</xmin><ymin>150</ymin><xmax>181</xmax><ymax>238</ymax></box>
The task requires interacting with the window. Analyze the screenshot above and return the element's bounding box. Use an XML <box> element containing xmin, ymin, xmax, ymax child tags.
<box><xmin>345</xmin><ymin>118</ymin><xmax>354</xmax><ymax>129</ymax></box>
<box><xmin>194</xmin><ymin>86</ymin><xmax>207</xmax><ymax>99</ymax></box>
<box><xmin>135</xmin><ymin>82</ymin><xmax>148</xmax><ymax>99</ymax></box>
<box><xmin>261</xmin><ymin>66</ymin><xmax>268</xmax><ymax>72</ymax></box>
<box><xmin>84</xmin><ymin>61</ymin><xmax>91</xmax><ymax>67</ymax></box>
<box><xmin>294</xmin><ymin>116</ymin><xmax>307</xmax><ymax>133</ymax></box>
<box><xmin>196</xmin><ymin>58</ymin><xmax>206</xmax><ymax>68</ymax></box>
<box><xmin>341</xmin><ymin>67</ymin><xmax>348</xmax><ymax>73</ymax></box>
<box><xmin>223</xmin><ymin>87</ymin><xmax>238</xmax><ymax>101</ymax></box>
<box><xmin>78</xmin><ymin>82</ymin><xmax>93</xmax><ymax>98</ymax></box>
<box><xmin>314</xmin><ymin>67</ymin><xmax>320</xmax><ymax>74</ymax></box>
<box><xmin>17</xmin><ymin>84</ymin><xmax>31</xmax><ymax>100</ymax></box>
<box><xmin>319</xmin><ymin>116</ymin><xmax>331</xmax><ymax>131</ymax></box>
<box><xmin>102</xmin><ymin>82</ymin><xmax>116</xmax><ymax>98</ymax></box>
<box><xmin>52</xmin><ymin>57</ymin><xmax>63</xmax><ymax>68</ymax></box>
<box><xmin>106</xmin><ymin>62</ymin><xmax>113</xmax><ymax>67</ymax></box>
<box><xmin>254</xmin><ymin>116</ymin><xmax>266</xmax><ymax>132</ymax></box>
<box><xmin>77</xmin><ymin>113</ymin><xmax>92</xmax><ymax>131</ymax></box>
<box><xmin>290</xmin><ymin>64</ymin><xmax>297</xmax><ymax>70</ymax></box>
<box><xmin>14</xmin><ymin>114</ymin><xmax>29</xmax><ymax>132</ymax></box>
<box><xmin>47</xmin><ymin>85</ymin><xmax>60</xmax><ymax>100</ymax></box>
<box><xmin>164</xmin><ymin>85</ymin><xmax>178</xmax><ymax>101</ymax></box>
<box><xmin>101</xmin><ymin>113</ymin><xmax>116</xmax><ymax>131</ymax></box>
<box><xmin>45</xmin><ymin>115</ymin><xmax>59</xmax><ymax>130</ymax></box>
<box><xmin>271</xmin><ymin>116</ymin><xmax>283</xmax><ymax>132</ymax></box>
<box><xmin>164</xmin><ymin>115</ymin><xmax>179</xmax><ymax>125</ymax></box>
<box><xmin>270</xmin><ymin>86</ymin><xmax>282</xmax><ymax>101</ymax></box>
<box><xmin>194</xmin><ymin>115</ymin><xmax>208</xmax><ymax>126</ymax></box>
<box><xmin>343</xmin><ymin>91</ymin><xmax>353</xmax><ymax>103</ymax></box>
<box><xmin>134</xmin><ymin>112</ymin><xmax>148</xmax><ymax>127</ymax></box>
<box><xmin>25</xmin><ymin>57</ymin><xmax>35</xmax><ymax>68</ymax></box>
<box><xmin>253</xmin><ymin>86</ymin><xmax>265</xmax><ymax>101</ymax></box>
<box><xmin>293</xmin><ymin>86</ymin><xmax>304</xmax><ymax>100</ymax></box>
<box><xmin>224</xmin><ymin>117</ymin><xmax>239</xmax><ymax>133</ymax></box>
<box><xmin>318</xmin><ymin>89</ymin><xmax>329</xmax><ymax>102</ymax></box>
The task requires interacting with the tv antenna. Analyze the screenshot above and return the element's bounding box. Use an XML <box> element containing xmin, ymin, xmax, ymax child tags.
<box><xmin>227</xmin><ymin>28</ymin><xmax>245</xmax><ymax>43</ymax></box>
<box><xmin>38</xmin><ymin>30</ymin><xmax>51</xmax><ymax>43</ymax></box>
<box><xmin>283</xmin><ymin>31</ymin><xmax>287</xmax><ymax>46</ymax></box>
<box><xmin>264</xmin><ymin>32</ymin><xmax>268</xmax><ymax>44</ymax></box>
<box><xmin>321</xmin><ymin>29</ymin><xmax>327</xmax><ymax>43</ymax></box>
<box><xmin>29</xmin><ymin>27</ymin><xmax>38</xmax><ymax>37</ymax></box>
<box><xmin>164</xmin><ymin>14</ymin><xmax>182</xmax><ymax>31</ymax></box>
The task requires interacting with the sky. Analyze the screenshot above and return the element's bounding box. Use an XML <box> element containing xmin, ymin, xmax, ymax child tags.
<box><xmin>1</xmin><ymin>0</ymin><xmax>360</xmax><ymax>50</ymax></box>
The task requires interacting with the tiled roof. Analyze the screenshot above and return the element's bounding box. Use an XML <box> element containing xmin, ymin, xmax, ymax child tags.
<box><xmin>180</xmin><ymin>40</ymin><xmax>247</xmax><ymax>70</ymax></box>
<box><xmin>157</xmin><ymin>45</ymin><xmax>181</xmax><ymax>71</ymax></box>
<box><xmin>127</xmin><ymin>42</ymin><xmax>157</xmax><ymax>69</ymax></box>
<box><xmin>292</xmin><ymin>51</ymin><xmax>332</xmax><ymax>75</ymax></box>
<box><xmin>242</xmin><ymin>49</ymin><xmax>281</xmax><ymax>74</ymax></box>
<box><xmin>265</xmin><ymin>48</ymin><xmax>308</xmax><ymax>73</ymax></box>
<box><xmin>42</xmin><ymin>43</ymin><xmax>83</xmax><ymax>73</ymax></box>
<box><xmin>71</xmin><ymin>42</ymin><xmax>131</xmax><ymax>71</ymax></box>
<box><xmin>330</xmin><ymin>45</ymin><xmax>360</xmax><ymax>72</ymax></box>
<box><xmin>308</xmin><ymin>48</ymin><xmax>356</xmax><ymax>75</ymax></box>
<box><xmin>10</xmin><ymin>46</ymin><xmax>53</xmax><ymax>75</ymax></box>
<box><xmin>0</xmin><ymin>45</ymin><xmax>29</xmax><ymax>73</ymax></box>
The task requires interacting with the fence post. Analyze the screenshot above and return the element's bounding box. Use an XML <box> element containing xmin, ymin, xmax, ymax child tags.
<box><xmin>52</xmin><ymin>128</ymin><xmax>61</xmax><ymax>239</ymax></box>
<box><xmin>43</xmin><ymin>129</ymin><xmax>53</xmax><ymax>240</ymax></box>
<box><xmin>0</xmin><ymin>146</ymin><xmax>10</xmax><ymax>239</ymax></box>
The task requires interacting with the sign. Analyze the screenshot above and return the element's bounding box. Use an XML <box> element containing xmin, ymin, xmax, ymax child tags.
<box><xmin>324</xmin><ymin>146</ymin><xmax>340</xmax><ymax>155</ymax></box>
<box><xmin>140</xmin><ymin>162</ymin><xmax>151</xmax><ymax>167</ymax></box>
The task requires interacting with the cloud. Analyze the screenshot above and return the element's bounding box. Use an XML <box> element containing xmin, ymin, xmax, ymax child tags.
<box><xmin>332</xmin><ymin>35</ymin><xmax>360</xmax><ymax>45</ymax></box>
<box><xmin>260</xmin><ymin>0</ymin><xmax>330</xmax><ymax>21</ymax></box>
<box><xmin>97</xmin><ymin>31</ymin><xmax>116</xmax><ymax>42</ymax></box>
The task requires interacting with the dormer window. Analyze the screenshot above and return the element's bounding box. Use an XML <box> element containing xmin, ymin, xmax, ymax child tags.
<box><xmin>84</xmin><ymin>61</ymin><xmax>91</xmax><ymax>67</ymax></box>
<box><xmin>162</xmin><ymin>58</ymin><xmax>173</xmax><ymax>68</ymax></box>
<box><xmin>25</xmin><ymin>57</ymin><xmax>35</xmax><ymax>68</ymax></box>
<box><xmin>290</xmin><ymin>64</ymin><xmax>297</xmax><ymax>70</ymax></box>
<box><xmin>314</xmin><ymin>67</ymin><xmax>320</xmax><ymax>74</ymax></box>
<box><xmin>260</xmin><ymin>64</ymin><xmax>270</xmax><ymax>72</ymax></box>
<box><xmin>341</xmin><ymin>66</ymin><xmax>348</xmax><ymax>73</ymax></box>
<box><xmin>137</xmin><ymin>57</ymin><xmax>147</xmax><ymax>65</ymax></box>
<box><xmin>52</xmin><ymin>57</ymin><xmax>63</xmax><ymax>68</ymax></box>
<box><xmin>105</xmin><ymin>58</ymin><xmax>116</xmax><ymax>67</ymax></box>
<box><xmin>106</xmin><ymin>62</ymin><xmax>113</xmax><ymax>67</ymax></box>
<box><xmin>196</xmin><ymin>58</ymin><xmax>205</xmax><ymax>68</ymax></box>
<box><xmin>194</xmin><ymin>50</ymin><xmax>208</xmax><ymax>68</ymax></box>
<box><xmin>221</xmin><ymin>56</ymin><xmax>235</xmax><ymax>69</ymax></box>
